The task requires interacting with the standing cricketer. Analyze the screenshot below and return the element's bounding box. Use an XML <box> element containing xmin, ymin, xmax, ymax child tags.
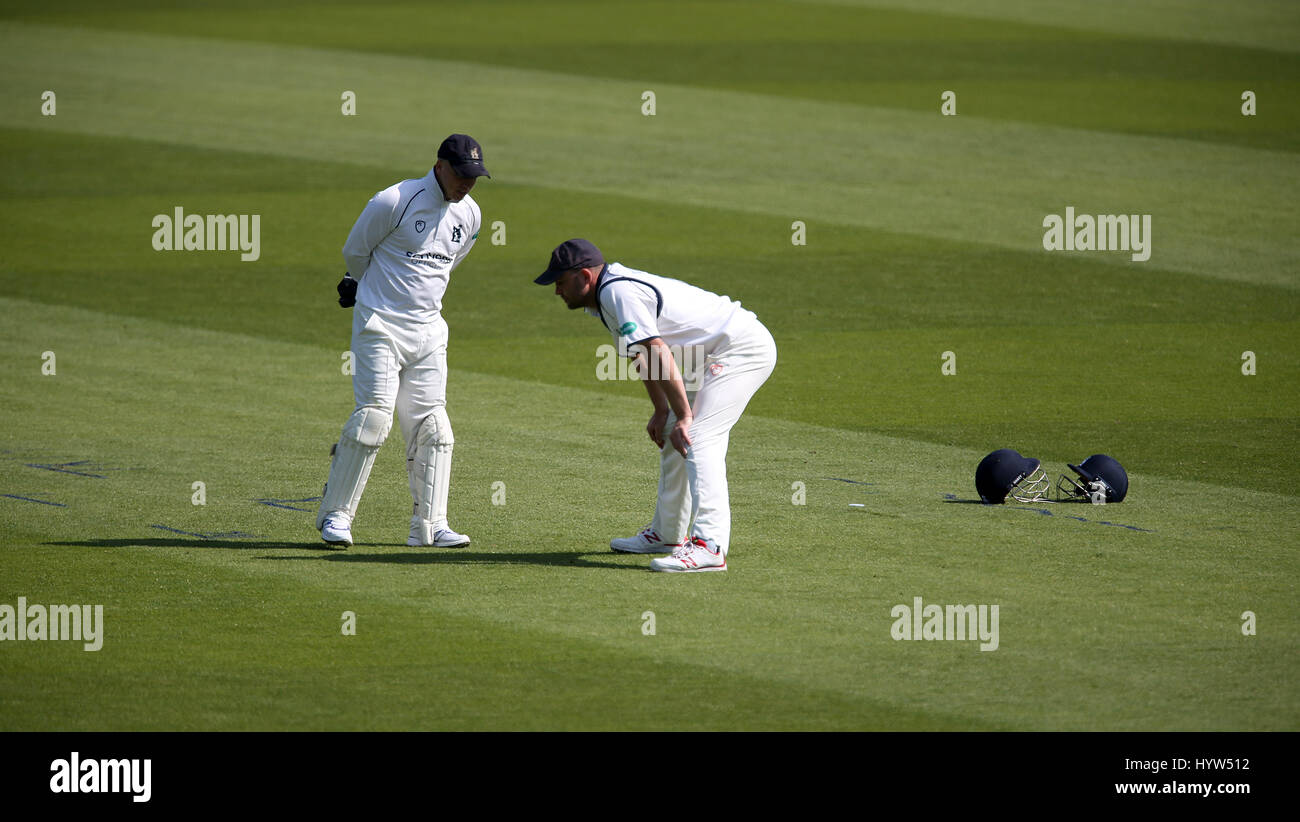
<box><xmin>537</xmin><ymin>239</ymin><xmax>777</xmax><ymax>572</ymax></box>
<box><xmin>316</xmin><ymin>134</ymin><xmax>489</xmax><ymax>547</ymax></box>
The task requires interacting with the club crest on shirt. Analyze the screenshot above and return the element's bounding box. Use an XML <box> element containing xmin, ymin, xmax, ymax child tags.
<box><xmin>415</xmin><ymin>220</ymin><xmax>426</xmax><ymax>233</ymax></box>
<box><xmin>709</xmin><ymin>362</ymin><xmax>725</xmax><ymax>376</ymax></box>
<box><xmin>452</xmin><ymin>225</ymin><xmax>463</xmax><ymax>243</ymax></box>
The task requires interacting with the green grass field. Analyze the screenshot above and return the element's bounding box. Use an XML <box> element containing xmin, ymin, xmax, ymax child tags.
<box><xmin>0</xmin><ymin>0</ymin><xmax>1296</xmax><ymax>731</ymax></box>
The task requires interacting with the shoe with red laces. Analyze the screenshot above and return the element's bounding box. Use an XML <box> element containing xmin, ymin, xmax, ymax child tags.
<box><xmin>650</xmin><ymin>536</ymin><xmax>727</xmax><ymax>573</ymax></box>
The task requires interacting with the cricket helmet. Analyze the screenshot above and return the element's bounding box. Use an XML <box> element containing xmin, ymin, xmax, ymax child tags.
<box><xmin>1057</xmin><ymin>454</ymin><xmax>1128</xmax><ymax>503</ymax></box>
<box><xmin>975</xmin><ymin>448</ymin><xmax>1050</xmax><ymax>504</ymax></box>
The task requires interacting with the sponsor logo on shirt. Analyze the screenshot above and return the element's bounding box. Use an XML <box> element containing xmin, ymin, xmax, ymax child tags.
<box><xmin>619</xmin><ymin>321</ymin><xmax>638</xmax><ymax>335</ymax></box>
<box><xmin>406</xmin><ymin>250</ymin><xmax>453</xmax><ymax>264</ymax></box>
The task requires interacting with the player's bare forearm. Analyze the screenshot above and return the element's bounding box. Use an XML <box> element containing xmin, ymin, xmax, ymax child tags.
<box><xmin>638</xmin><ymin>362</ymin><xmax>670</xmax><ymax>449</ymax></box>
<box><xmin>639</xmin><ymin>359</ymin><xmax>670</xmax><ymax>412</ymax></box>
<box><xmin>636</xmin><ymin>338</ymin><xmax>692</xmax><ymax>455</ymax></box>
<box><xmin>637</xmin><ymin>339</ymin><xmax>689</xmax><ymax>418</ymax></box>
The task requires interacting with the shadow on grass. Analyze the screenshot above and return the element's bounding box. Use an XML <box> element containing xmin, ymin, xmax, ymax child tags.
<box><xmin>42</xmin><ymin>539</ymin><xmax>643</xmax><ymax>570</ymax></box>
<box><xmin>45</xmin><ymin>538</ymin><xmax>326</xmax><ymax>550</ymax></box>
<box><xmin>259</xmin><ymin>550</ymin><xmax>643</xmax><ymax>570</ymax></box>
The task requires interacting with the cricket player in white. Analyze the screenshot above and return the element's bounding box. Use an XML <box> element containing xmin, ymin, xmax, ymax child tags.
<box><xmin>316</xmin><ymin>134</ymin><xmax>489</xmax><ymax>547</ymax></box>
<box><xmin>537</xmin><ymin>239</ymin><xmax>777</xmax><ymax>572</ymax></box>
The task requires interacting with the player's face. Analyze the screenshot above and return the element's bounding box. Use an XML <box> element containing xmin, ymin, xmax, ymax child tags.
<box><xmin>435</xmin><ymin>160</ymin><xmax>477</xmax><ymax>202</ymax></box>
<box><xmin>555</xmin><ymin>268</ymin><xmax>592</xmax><ymax>309</ymax></box>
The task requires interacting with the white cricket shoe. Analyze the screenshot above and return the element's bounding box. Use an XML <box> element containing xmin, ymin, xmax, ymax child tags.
<box><xmin>650</xmin><ymin>537</ymin><xmax>727</xmax><ymax>573</ymax></box>
<box><xmin>408</xmin><ymin>517</ymin><xmax>471</xmax><ymax>548</ymax></box>
<box><xmin>432</xmin><ymin>528</ymin><xmax>471</xmax><ymax>548</ymax></box>
<box><xmin>320</xmin><ymin>515</ymin><xmax>353</xmax><ymax>547</ymax></box>
<box><xmin>611</xmin><ymin>526</ymin><xmax>682</xmax><ymax>554</ymax></box>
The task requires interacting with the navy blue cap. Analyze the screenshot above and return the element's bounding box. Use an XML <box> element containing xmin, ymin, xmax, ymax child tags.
<box><xmin>536</xmin><ymin>239</ymin><xmax>604</xmax><ymax>285</ymax></box>
<box><xmin>437</xmin><ymin>134</ymin><xmax>490</xmax><ymax>178</ymax></box>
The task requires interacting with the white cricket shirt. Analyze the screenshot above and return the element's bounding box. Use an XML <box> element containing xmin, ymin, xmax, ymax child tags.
<box><xmin>342</xmin><ymin>168</ymin><xmax>481</xmax><ymax>324</ymax></box>
<box><xmin>586</xmin><ymin>262</ymin><xmax>760</xmax><ymax>358</ymax></box>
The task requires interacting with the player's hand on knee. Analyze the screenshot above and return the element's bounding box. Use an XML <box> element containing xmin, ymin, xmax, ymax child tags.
<box><xmin>669</xmin><ymin>415</ymin><xmax>692</xmax><ymax>457</ymax></box>
<box><xmin>337</xmin><ymin>275</ymin><xmax>358</xmax><ymax>307</ymax></box>
<box><xmin>647</xmin><ymin>409</ymin><xmax>668</xmax><ymax>448</ymax></box>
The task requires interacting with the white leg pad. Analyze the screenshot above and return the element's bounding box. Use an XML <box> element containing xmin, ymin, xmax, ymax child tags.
<box><xmin>409</xmin><ymin>407</ymin><xmax>454</xmax><ymax>542</ymax></box>
<box><xmin>317</xmin><ymin>406</ymin><xmax>392</xmax><ymax>529</ymax></box>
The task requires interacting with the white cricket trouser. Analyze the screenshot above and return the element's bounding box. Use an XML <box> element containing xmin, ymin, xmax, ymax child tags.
<box><xmin>350</xmin><ymin>306</ymin><xmax>450</xmax><ymax>513</ymax></box>
<box><xmin>352</xmin><ymin>307</ymin><xmax>449</xmax><ymax>439</ymax></box>
<box><xmin>650</xmin><ymin>319</ymin><xmax>777</xmax><ymax>555</ymax></box>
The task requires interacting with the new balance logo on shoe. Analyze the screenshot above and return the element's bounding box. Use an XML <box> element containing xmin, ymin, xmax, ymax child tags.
<box><xmin>611</xmin><ymin>526</ymin><xmax>681</xmax><ymax>554</ymax></box>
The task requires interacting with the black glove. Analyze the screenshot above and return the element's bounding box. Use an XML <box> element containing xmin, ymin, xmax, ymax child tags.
<box><xmin>337</xmin><ymin>275</ymin><xmax>358</xmax><ymax>307</ymax></box>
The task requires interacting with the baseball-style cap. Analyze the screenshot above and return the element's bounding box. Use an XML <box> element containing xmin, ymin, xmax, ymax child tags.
<box><xmin>535</xmin><ymin>238</ymin><xmax>604</xmax><ymax>284</ymax></box>
<box><xmin>437</xmin><ymin>134</ymin><xmax>490</xmax><ymax>178</ymax></box>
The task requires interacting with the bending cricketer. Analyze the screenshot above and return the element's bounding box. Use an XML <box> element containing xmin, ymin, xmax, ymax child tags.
<box><xmin>536</xmin><ymin>239</ymin><xmax>777</xmax><ymax>572</ymax></box>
